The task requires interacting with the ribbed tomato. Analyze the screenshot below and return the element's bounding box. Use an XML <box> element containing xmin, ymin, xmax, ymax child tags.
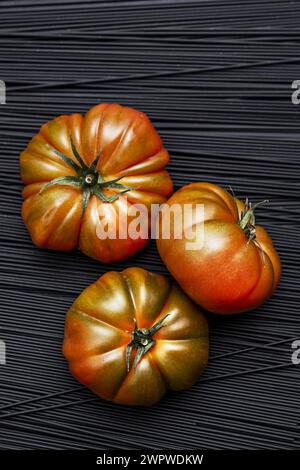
<box><xmin>157</xmin><ymin>182</ymin><xmax>281</xmax><ymax>314</ymax></box>
<box><xmin>20</xmin><ymin>103</ymin><xmax>173</xmax><ymax>263</ymax></box>
<box><xmin>63</xmin><ymin>267</ymin><xmax>209</xmax><ymax>406</ymax></box>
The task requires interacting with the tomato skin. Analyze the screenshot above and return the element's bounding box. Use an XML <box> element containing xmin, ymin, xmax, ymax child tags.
<box><xmin>20</xmin><ymin>103</ymin><xmax>173</xmax><ymax>263</ymax></box>
<box><xmin>63</xmin><ymin>267</ymin><xmax>209</xmax><ymax>406</ymax></box>
<box><xmin>157</xmin><ymin>182</ymin><xmax>281</xmax><ymax>315</ymax></box>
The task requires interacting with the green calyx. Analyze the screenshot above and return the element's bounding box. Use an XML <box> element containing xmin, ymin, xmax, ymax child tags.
<box><xmin>40</xmin><ymin>135</ymin><xmax>133</xmax><ymax>216</ymax></box>
<box><xmin>238</xmin><ymin>197</ymin><xmax>269</xmax><ymax>241</ymax></box>
<box><xmin>126</xmin><ymin>314</ymin><xmax>169</xmax><ymax>372</ymax></box>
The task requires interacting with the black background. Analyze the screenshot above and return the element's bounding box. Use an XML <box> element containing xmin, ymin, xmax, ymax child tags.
<box><xmin>0</xmin><ymin>0</ymin><xmax>299</xmax><ymax>450</ymax></box>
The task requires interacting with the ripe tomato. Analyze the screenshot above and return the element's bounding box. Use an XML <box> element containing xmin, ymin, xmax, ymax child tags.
<box><xmin>157</xmin><ymin>182</ymin><xmax>281</xmax><ymax>314</ymax></box>
<box><xmin>20</xmin><ymin>103</ymin><xmax>173</xmax><ymax>263</ymax></box>
<box><xmin>63</xmin><ymin>267</ymin><xmax>209</xmax><ymax>406</ymax></box>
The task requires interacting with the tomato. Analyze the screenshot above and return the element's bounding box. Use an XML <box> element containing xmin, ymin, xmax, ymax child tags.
<box><xmin>157</xmin><ymin>182</ymin><xmax>281</xmax><ymax>315</ymax></box>
<box><xmin>63</xmin><ymin>267</ymin><xmax>209</xmax><ymax>406</ymax></box>
<box><xmin>20</xmin><ymin>103</ymin><xmax>173</xmax><ymax>263</ymax></box>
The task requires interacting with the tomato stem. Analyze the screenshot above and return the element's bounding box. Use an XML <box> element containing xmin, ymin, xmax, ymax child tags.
<box><xmin>40</xmin><ymin>134</ymin><xmax>133</xmax><ymax>216</ymax></box>
<box><xmin>126</xmin><ymin>314</ymin><xmax>169</xmax><ymax>372</ymax></box>
<box><xmin>238</xmin><ymin>198</ymin><xmax>269</xmax><ymax>241</ymax></box>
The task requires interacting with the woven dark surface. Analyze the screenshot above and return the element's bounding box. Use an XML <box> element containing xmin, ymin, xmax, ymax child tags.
<box><xmin>0</xmin><ymin>0</ymin><xmax>300</xmax><ymax>450</ymax></box>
